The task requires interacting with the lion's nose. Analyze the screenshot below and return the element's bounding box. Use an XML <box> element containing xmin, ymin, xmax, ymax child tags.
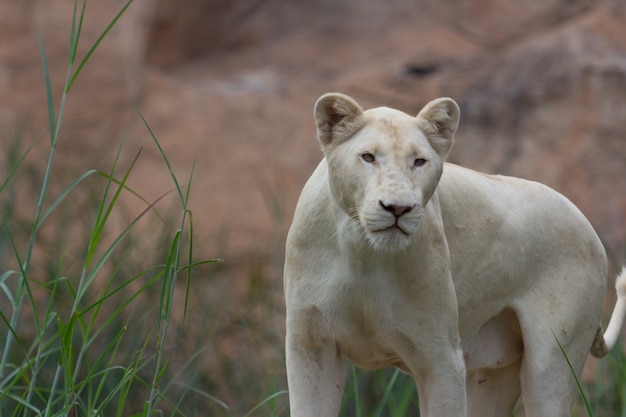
<box><xmin>380</xmin><ymin>201</ymin><xmax>414</xmax><ymax>217</ymax></box>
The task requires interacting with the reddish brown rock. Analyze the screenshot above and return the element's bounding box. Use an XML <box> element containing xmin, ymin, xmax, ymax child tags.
<box><xmin>2</xmin><ymin>0</ymin><xmax>624</xmax><ymax>270</ymax></box>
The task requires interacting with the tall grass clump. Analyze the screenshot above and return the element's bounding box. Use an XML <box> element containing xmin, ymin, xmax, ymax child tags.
<box><xmin>340</xmin><ymin>366</ymin><xmax>419</xmax><ymax>417</ymax></box>
<box><xmin>0</xmin><ymin>1</ymin><xmax>222</xmax><ymax>415</ymax></box>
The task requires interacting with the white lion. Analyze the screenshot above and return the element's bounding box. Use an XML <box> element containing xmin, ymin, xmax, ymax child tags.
<box><xmin>283</xmin><ymin>92</ymin><xmax>626</xmax><ymax>417</ymax></box>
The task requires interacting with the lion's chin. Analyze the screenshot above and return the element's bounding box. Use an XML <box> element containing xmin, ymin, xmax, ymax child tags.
<box><xmin>366</xmin><ymin>227</ymin><xmax>414</xmax><ymax>252</ymax></box>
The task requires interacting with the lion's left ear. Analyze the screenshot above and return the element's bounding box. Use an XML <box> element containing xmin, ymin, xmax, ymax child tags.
<box><xmin>416</xmin><ymin>98</ymin><xmax>460</xmax><ymax>157</ymax></box>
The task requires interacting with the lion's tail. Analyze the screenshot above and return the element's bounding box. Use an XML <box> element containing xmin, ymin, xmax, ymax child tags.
<box><xmin>590</xmin><ymin>266</ymin><xmax>626</xmax><ymax>358</ymax></box>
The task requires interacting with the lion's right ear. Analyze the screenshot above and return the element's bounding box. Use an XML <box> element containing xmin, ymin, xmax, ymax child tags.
<box><xmin>417</xmin><ymin>97</ymin><xmax>460</xmax><ymax>158</ymax></box>
<box><xmin>314</xmin><ymin>93</ymin><xmax>365</xmax><ymax>146</ymax></box>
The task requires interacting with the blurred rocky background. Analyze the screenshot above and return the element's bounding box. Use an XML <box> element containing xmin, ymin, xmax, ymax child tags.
<box><xmin>1</xmin><ymin>0</ymin><xmax>625</xmax><ymax>412</ymax></box>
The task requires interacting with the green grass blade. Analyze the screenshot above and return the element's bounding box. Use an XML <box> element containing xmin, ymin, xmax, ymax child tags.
<box><xmin>69</xmin><ymin>0</ymin><xmax>87</xmax><ymax>66</ymax></box>
<box><xmin>553</xmin><ymin>331</ymin><xmax>594</xmax><ymax>416</ymax></box>
<box><xmin>0</xmin><ymin>310</ymin><xmax>33</xmax><ymax>377</ymax></box>
<box><xmin>157</xmin><ymin>229</ymin><xmax>181</xmax><ymax>327</ymax></box>
<box><xmin>88</xmin><ymin>365</ymin><xmax>137</xmax><ymax>415</ymax></box>
<box><xmin>117</xmin><ymin>327</ymin><xmax>154</xmax><ymax>417</ymax></box>
<box><xmin>38</xmin><ymin>169</ymin><xmax>97</xmax><ymax>226</ymax></box>
<box><xmin>80</xmin><ymin>327</ymin><xmax>128</xmax><ymax>401</ymax></box>
<box><xmin>373</xmin><ymin>368</ymin><xmax>400</xmax><ymax>417</ymax></box>
<box><xmin>82</xmin><ymin>266</ymin><xmax>161</xmax><ymax>321</ymax></box>
<box><xmin>85</xmin><ymin>140</ymin><xmax>127</xmax><ymax>267</ymax></box>
<box><xmin>0</xmin><ymin>210</ymin><xmax>41</xmax><ymax>335</ymax></box>
<box><xmin>34</xmin><ymin>27</ymin><xmax>55</xmax><ymax>144</ymax></box>
<box><xmin>352</xmin><ymin>366</ymin><xmax>362</xmax><ymax>417</ymax></box>
<box><xmin>177</xmin><ymin>258</ymin><xmax>223</xmax><ymax>273</ymax></box>
<box><xmin>66</xmin><ymin>0</ymin><xmax>135</xmax><ymax>93</ymax></box>
<box><xmin>182</xmin><ymin>210</ymin><xmax>193</xmax><ymax>325</ymax></box>
<box><xmin>181</xmin><ymin>161</ymin><xmax>196</xmax><ymax>324</ymax></box>
<box><xmin>0</xmin><ymin>214</ymin><xmax>25</xmax><ymax>303</ymax></box>
<box><xmin>93</xmin><ymin>169</ymin><xmax>168</xmax><ymax>223</ymax></box>
<box><xmin>78</xmin><ymin>190</ymin><xmax>174</xmax><ymax>304</ymax></box>
<box><xmin>136</xmin><ymin>109</ymin><xmax>185</xmax><ymax>204</ymax></box>
<box><xmin>2</xmin><ymin>392</ymin><xmax>41</xmax><ymax>414</ymax></box>
<box><xmin>184</xmin><ymin>159</ymin><xmax>196</xmax><ymax>204</ymax></box>
<box><xmin>85</xmin><ymin>147</ymin><xmax>141</xmax><ymax>268</ymax></box>
<box><xmin>147</xmin><ymin>222</ymin><xmax>187</xmax><ymax>413</ymax></box>
<box><xmin>0</xmin><ymin>136</ymin><xmax>41</xmax><ymax>195</ymax></box>
<box><xmin>242</xmin><ymin>390</ymin><xmax>289</xmax><ymax>417</ymax></box>
<box><xmin>170</xmin><ymin>383</ymin><xmax>233</xmax><ymax>416</ymax></box>
<box><xmin>0</xmin><ymin>271</ymin><xmax>19</xmax><ymax>305</ymax></box>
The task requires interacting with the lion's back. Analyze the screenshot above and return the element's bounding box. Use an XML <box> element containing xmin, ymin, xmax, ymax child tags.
<box><xmin>438</xmin><ymin>163</ymin><xmax>598</xmax><ymax>243</ymax></box>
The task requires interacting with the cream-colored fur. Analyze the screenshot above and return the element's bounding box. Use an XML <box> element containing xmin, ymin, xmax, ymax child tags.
<box><xmin>284</xmin><ymin>92</ymin><xmax>626</xmax><ymax>417</ymax></box>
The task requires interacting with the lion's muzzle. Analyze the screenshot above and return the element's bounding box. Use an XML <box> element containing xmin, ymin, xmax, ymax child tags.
<box><xmin>379</xmin><ymin>200</ymin><xmax>415</xmax><ymax>218</ymax></box>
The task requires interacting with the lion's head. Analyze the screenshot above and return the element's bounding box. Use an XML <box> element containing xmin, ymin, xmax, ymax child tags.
<box><xmin>314</xmin><ymin>93</ymin><xmax>459</xmax><ymax>251</ymax></box>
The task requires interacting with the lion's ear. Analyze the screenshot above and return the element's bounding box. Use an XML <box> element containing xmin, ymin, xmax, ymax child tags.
<box><xmin>417</xmin><ymin>98</ymin><xmax>460</xmax><ymax>157</ymax></box>
<box><xmin>314</xmin><ymin>93</ymin><xmax>365</xmax><ymax>146</ymax></box>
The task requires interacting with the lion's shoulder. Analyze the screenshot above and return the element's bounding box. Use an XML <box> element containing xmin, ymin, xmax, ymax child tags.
<box><xmin>286</xmin><ymin>160</ymin><xmax>334</xmax><ymax>247</ymax></box>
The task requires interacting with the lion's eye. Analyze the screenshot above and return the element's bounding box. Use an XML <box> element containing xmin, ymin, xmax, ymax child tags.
<box><xmin>361</xmin><ymin>153</ymin><xmax>376</xmax><ymax>163</ymax></box>
<box><xmin>413</xmin><ymin>158</ymin><xmax>427</xmax><ymax>167</ymax></box>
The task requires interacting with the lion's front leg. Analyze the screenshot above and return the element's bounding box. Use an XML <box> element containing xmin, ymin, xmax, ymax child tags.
<box><xmin>413</xmin><ymin>346</ymin><xmax>467</xmax><ymax>417</ymax></box>
<box><xmin>391</xmin><ymin>282</ymin><xmax>467</xmax><ymax>417</ymax></box>
<box><xmin>285</xmin><ymin>314</ymin><xmax>345</xmax><ymax>417</ymax></box>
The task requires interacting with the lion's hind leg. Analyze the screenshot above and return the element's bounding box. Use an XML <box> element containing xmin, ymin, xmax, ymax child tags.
<box><xmin>516</xmin><ymin>312</ymin><xmax>596</xmax><ymax>417</ymax></box>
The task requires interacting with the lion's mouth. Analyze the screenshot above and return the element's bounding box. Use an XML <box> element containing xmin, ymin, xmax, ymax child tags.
<box><xmin>375</xmin><ymin>223</ymin><xmax>410</xmax><ymax>235</ymax></box>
